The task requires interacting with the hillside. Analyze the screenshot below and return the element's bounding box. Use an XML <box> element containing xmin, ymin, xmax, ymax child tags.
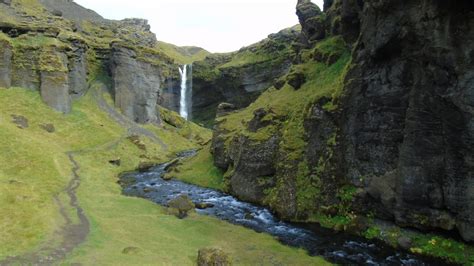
<box><xmin>0</xmin><ymin>0</ymin><xmax>329</xmax><ymax>265</ymax></box>
<box><xmin>0</xmin><ymin>0</ymin><xmax>473</xmax><ymax>265</ymax></box>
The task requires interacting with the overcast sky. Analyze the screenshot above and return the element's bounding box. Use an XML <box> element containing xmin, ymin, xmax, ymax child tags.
<box><xmin>73</xmin><ymin>0</ymin><xmax>323</xmax><ymax>53</ymax></box>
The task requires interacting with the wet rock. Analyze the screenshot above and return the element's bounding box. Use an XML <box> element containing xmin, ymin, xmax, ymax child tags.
<box><xmin>143</xmin><ymin>187</ymin><xmax>153</xmax><ymax>193</ymax></box>
<box><xmin>195</xmin><ymin>202</ymin><xmax>215</xmax><ymax>210</ymax></box>
<box><xmin>40</xmin><ymin>123</ymin><xmax>55</xmax><ymax>133</ymax></box>
<box><xmin>168</xmin><ymin>194</ymin><xmax>195</xmax><ymax>219</ymax></box>
<box><xmin>397</xmin><ymin>236</ymin><xmax>413</xmax><ymax>250</ymax></box>
<box><xmin>244</xmin><ymin>212</ymin><xmax>254</xmax><ymax>220</ymax></box>
<box><xmin>137</xmin><ymin>162</ymin><xmax>155</xmax><ymax>172</ymax></box>
<box><xmin>197</xmin><ymin>248</ymin><xmax>232</xmax><ymax>266</ymax></box>
<box><xmin>11</xmin><ymin>115</ymin><xmax>28</xmax><ymax>129</ymax></box>
<box><xmin>345</xmin><ymin>216</ymin><xmax>369</xmax><ymax>234</ymax></box>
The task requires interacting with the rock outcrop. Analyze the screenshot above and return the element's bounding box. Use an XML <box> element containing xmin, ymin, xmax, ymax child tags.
<box><xmin>191</xmin><ymin>26</ymin><xmax>300</xmax><ymax>126</ymax></box>
<box><xmin>39</xmin><ymin>47</ymin><xmax>71</xmax><ymax>113</ymax></box>
<box><xmin>110</xmin><ymin>43</ymin><xmax>161</xmax><ymax>124</ymax></box>
<box><xmin>337</xmin><ymin>0</ymin><xmax>474</xmax><ymax>242</ymax></box>
<box><xmin>0</xmin><ymin>38</ymin><xmax>11</xmax><ymax>88</ymax></box>
<box><xmin>210</xmin><ymin>0</ymin><xmax>474</xmax><ymax>244</ymax></box>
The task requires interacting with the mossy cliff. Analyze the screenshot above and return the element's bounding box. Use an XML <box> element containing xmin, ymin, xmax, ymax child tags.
<box><xmin>191</xmin><ymin>26</ymin><xmax>300</xmax><ymax>127</ymax></box>
<box><xmin>0</xmin><ymin>0</ymin><xmax>200</xmax><ymax>120</ymax></box>
<box><xmin>195</xmin><ymin>0</ymin><xmax>474</xmax><ymax>264</ymax></box>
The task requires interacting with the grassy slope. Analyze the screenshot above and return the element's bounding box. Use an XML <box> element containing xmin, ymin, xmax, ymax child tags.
<box><xmin>156</xmin><ymin>41</ymin><xmax>209</xmax><ymax>64</ymax></box>
<box><xmin>0</xmin><ymin>88</ymin><xmax>328</xmax><ymax>265</ymax></box>
<box><xmin>165</xmin><ymin>144</ymin><xmax>225</xmax><ymax>191</ymax></box>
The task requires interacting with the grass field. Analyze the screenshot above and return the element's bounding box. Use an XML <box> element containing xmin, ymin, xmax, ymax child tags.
<box><xmin>0</xmin><ymin>87</ymin><xmax>329</xmax><ymax>265</ymax></box>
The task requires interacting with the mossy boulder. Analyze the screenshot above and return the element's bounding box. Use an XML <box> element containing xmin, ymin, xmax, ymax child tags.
<box><xmin>197</xmin><ymin>248</ymin><xmax>232</xmax><ymax>266</ymax></box>
<box><xmin>167</xmin><ymin>194</ymin><xmax>195</xmax><ymax>219</ymax></box>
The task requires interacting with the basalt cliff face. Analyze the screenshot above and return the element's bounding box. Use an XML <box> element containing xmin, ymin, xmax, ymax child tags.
<box><xmin>210</xmin><ymin>0</ymin><xmax>474</xmax><ymax>244</ymax></box>
<box><xmin>0</xmin><ymin>0</ymin><xmax>183</xmax><ymax>122</ymax></box>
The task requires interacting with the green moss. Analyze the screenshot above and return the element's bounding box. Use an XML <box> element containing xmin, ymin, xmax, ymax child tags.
<box><xmin>295</xmin><ymin>161</ymin><xmax>322</xmax><ymax>216</ymax></box>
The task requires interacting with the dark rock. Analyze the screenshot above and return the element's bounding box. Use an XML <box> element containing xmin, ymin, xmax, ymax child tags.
<box><xmin>143</xmin><ymin>187</ymin><xmax>153</xmax><ymax>193</ymax></box>
<box><xmin>108</xmin><ymin>158</ymin><xmax>121</xmax><ymax>166</ymax></box>
<box><xmin>122</xmin><ymin>246</ymin><xmax>140</xmax><ymax>255</ymax></box>
<box><xmin>168</xmin><ymin>194</ymin><xmax>195</xmax><ymax>219</ymax></box>
<box><xmin>39</xmin><ymin>49</ymin><xmax>71</xmax><ymax>114</ymax></box>
<box><xmin>216</xmin><ymin>103</ymin><xmax>237</xmax><ymax>117</ymax></box>
<box><xmin>287</xmin><ymin>71</ymin><xmax>306</xmax><ymax>90</ymax></box>
<box><xmin>0</xmin><ymin>0</ymin><xmax>11</xmax><ymax>5</ymax></box>
<box><xmin>11</xmin><ymin>115</ymin><xmax>28</xmax><ymax>129</ymax></box>
<box><xmin>244</xmin><ymin>212</ymin><xmax>254</xmax><ymax>220</ymax></box>
<box><xmin>51</xmin><ymin>9</ymin><xmax>62</xmax><ymax>16</ymax></box>
<box><xmin>192</xmin><ymin>28</ymin><xmax>296</xmax><ymax>125</ymax></box>
<box><xmin>11</xmin><ymin>48</ymin><xmax>40</xmax><ymax>91</ymax></box>
<box><xmin>0</xmin><ymin>40</ymin><xmax>12</xmax><ymax>88</ymax></box>
<box><xmin>40</xmin><ymin>123</ymin><xmax>55</xmax><ymax>133</ymax></box>
<box><xmin>195</xmin><ymin>202</ymin><xmax>215</xmax><ymax>209</ymax></box>
<box><xmin>273</xmin><ymin>78</ymin><xmax>286</xmax><ymax>90</ymax></box>
<box><xmin>110</xmin><ymin>43</ymin><xmax>161</xmax><ymax>124</ymax></box>
<box><xmin>137</xmin><ymin>162</ymin><xmax>155</xmax><ymax>172</ymax></box>
<box><xmin>397</xmin><ymin>236</ymin><xmax>413</xmax><ymax>250</ymax></box>
<box><xmin>296</xmin><ymin>0</ymin><xmax>325</xmax><ymax>44</ymax></box>
<box><xmin>345</xmin><ymin>216</ymin><xmax>369</xmax><ymax>234</ymax></box>
<box><xmin>67</xmin><ymin>40</ymin><xmax>88</xmax><ymax>98</ymax></box>
<box><xmin>338</xmin><ymin>0</ymin><xmax>474</xmax><ymax>242</ymax></box>
<box><xmin>197</xmin><ymin>248</ymin><xmax>232</xmax><ymax>266</ymax></box>
<box><xmin>247</xmin><ymin>108</ymin><xmax>271</xmax><ymax>132</ymax></box>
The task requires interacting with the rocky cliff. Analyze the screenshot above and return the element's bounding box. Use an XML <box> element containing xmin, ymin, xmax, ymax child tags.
<box><xmin>191</xmin><ymin>26</ymin><xmax>300</xmax><ymax>126</ymax></box>
<box><xmin>0</xmin><ymin>0</ymin><xmax>187</xmax><ymax>120</ymax></box>
<box><xmin>210</xmin><ymin>0</ymin><xmax>474</xmax><ymax>248</ymax></box>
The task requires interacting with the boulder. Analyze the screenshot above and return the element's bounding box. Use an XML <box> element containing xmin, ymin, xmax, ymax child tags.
<box><xmin>168</xmin><ymin>194</ymin><xmax>195</xmax><ymax>219</ymax></box>
<box><xmin>287</xmin><ymin>70</ymin><xmax>306</xmax><ymax>90</ymax></box>
<box><xmin>197</xmin><ymin>248</ymin><xmax>232</xmax><ymax>266</ymax></box>
<box><xmin>40</xmin><ymin>123</ymin><xmax>56</xmax><ymax>133</ymax></box>
<box><xmin>11</xmin><ymin>115</ymin><xmax>28</xmax><ymax>129</ymax></box>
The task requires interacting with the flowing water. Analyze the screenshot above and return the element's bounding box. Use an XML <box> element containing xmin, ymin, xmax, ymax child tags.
<box><xmin>119</xmin><ymin>153</ymin><xmax>446</xmax><ymax>265</ymax></box>
<box><xmin>179</xmin><ymin>65</ymin><xmax>189</xmax><ymax>120</ymax></box>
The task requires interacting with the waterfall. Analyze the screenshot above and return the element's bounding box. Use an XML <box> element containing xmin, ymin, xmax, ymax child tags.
<box><xmin>179</xmin><ymin>64</ymin><xmax>188</xmax><ymax>120</ymax></box>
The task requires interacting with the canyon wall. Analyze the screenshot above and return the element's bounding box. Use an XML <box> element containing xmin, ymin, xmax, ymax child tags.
<box><xmin>211</xmin><ymin>0</ymin><xmax>474</xmax><ymax>243</ymax></box>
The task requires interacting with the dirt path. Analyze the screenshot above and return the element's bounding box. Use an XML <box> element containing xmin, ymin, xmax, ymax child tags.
<box><xmin>0</xmin><ymin>153</ymin><xmax>90</xmax><ymax>266</ymax></box>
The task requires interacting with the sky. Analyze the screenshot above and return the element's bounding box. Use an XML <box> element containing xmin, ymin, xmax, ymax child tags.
<box><xmin>73</xmin><ymin>0</ymin><xmax>323</xmax><ymax>53</ymax></box>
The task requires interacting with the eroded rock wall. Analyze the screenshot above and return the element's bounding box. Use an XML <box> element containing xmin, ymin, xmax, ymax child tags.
<box><xmin>338</xmin><ymin>0</ymin><xmax>474</xmax><ymax>241</ymax></box>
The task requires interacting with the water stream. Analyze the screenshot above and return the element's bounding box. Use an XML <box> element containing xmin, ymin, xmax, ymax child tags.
<box><xmin>119</xmin><ymin>153</ymin><xmax>445</xmax><ymax>265</ymax></box>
